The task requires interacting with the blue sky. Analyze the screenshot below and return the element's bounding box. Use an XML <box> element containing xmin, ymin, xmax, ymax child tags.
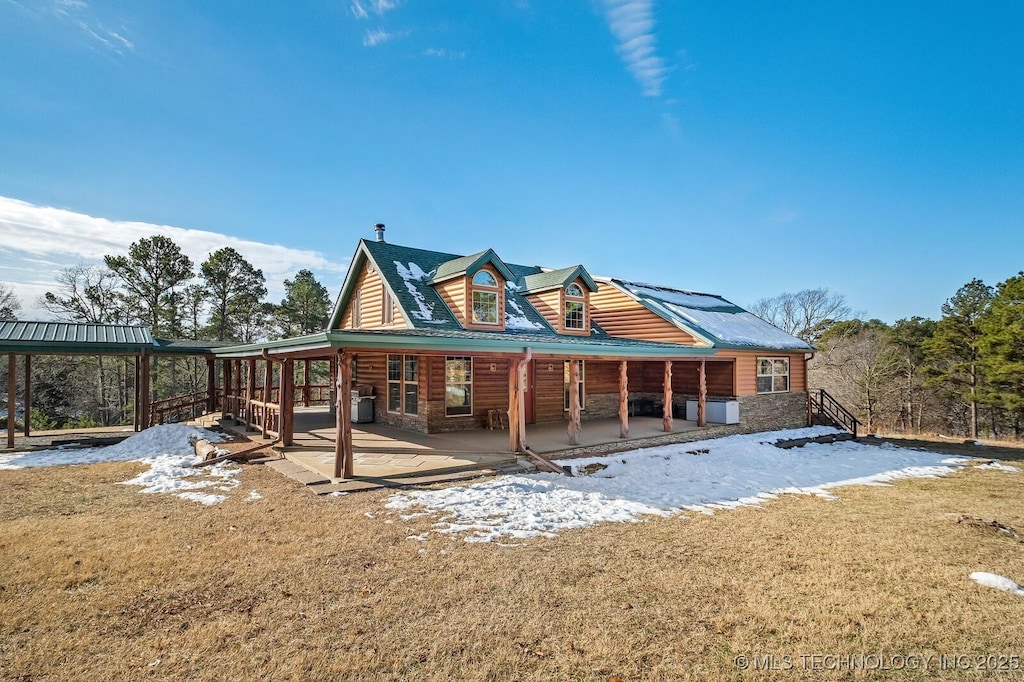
<box><xmin>1</xmin><ymin>0</ymin><xmax>1022</xmax><ymax>323</ymax></box>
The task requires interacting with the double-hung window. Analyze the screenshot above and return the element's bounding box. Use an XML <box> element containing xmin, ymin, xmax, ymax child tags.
<box><xmin>387</xmin><ymin>354</ymin><xmax>419</xmax><ymax>414</ymax></box>
<box><xmin>445</xmin><ymin>356</ymin><xmax>473</xmax><ymax>416</ymax></box>
<box><xmin>564</xmin><ymin>283</ymin><xmax>586</xmax><ymax>331</ymax></box>
<box><xmin>757</xmin><ymin>357</ymin><xmax>790</xmax><ymax>393</ymax></box>
<box><xmin>471</xmin><ymin>271</ymin><xmax>499</xmax><ymax>325</ymax></box>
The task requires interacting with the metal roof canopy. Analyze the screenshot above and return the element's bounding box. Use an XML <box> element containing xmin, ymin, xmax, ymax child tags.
<box><xmin>0</xmin><ymin>321</ymin><xmax>223</xmax><ymax>356</ymax></box>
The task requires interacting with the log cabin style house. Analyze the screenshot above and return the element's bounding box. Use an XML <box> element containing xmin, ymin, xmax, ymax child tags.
<box><xmin>206</xmin><ymin>225</ymin><xmax>814</xmax><ymax>476</ymax></box>
<box><xmin>1</xmin><ymin>226</ymin><xmax>816</xmax><ymax>476</ymax></box>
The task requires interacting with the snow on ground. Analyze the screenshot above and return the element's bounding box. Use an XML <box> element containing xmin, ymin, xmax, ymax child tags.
<box><xmin>0</xmin><ymin>423</ymin><xmax>240</xmax><ymax>506</ymax></box>
<box><xmin>386</xmin><ymin>426</ymin><xmax>1019</xmax><ymax>543</ymax></box>
<box><xmin>970</xmin><ymin>572</ymin><xmax>1024</xmax><ymax>597</ymax></box>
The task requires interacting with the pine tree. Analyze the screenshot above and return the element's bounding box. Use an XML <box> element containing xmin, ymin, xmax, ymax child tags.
<box><xmin>274</xmin><ymin>269</ymin><xmax>330</xmax><ymax>338</ymax></box>
<box><xmin>200</xmin><ymin>247</ymin><xmax>267</xmax><ymax>341</ymax></box>
<box><xmin>923</xmin><ymin>279</ymin><xmax>992</xmax><ymax>438</ymax></box>
<box><xmin>978</xmin><ymin>272</ymin><xmax>1024</xmax><ymax>436</ymax></box>
<box><xmin>104</xmin><ymin>236</ymin><xmax>194</xmax><ymax>336</ymax></box>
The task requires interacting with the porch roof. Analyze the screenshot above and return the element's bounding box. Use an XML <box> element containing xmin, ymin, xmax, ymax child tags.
<box><xmin>0</xmin><ymin>321</ymin><xmax>225</xmax><ymax>356</ymax></box>
<box><xmin>211</xmin><ymin>327</ymin><xmax>717</xmax><ymax>360</ymax></box>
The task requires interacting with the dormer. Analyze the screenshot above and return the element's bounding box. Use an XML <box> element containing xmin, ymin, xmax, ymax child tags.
<box><xmin>521</xmin><ymin>265</ymin><xmax>599</xmax><ymax>336</ymax></box>
<box><xmin>429</xmin><ymin>249</ymin><xmax>515</xmax><ymax>331</ymax></box>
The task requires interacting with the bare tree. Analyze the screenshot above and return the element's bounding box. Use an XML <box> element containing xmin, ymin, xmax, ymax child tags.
<box><xmin>41</xmin><ymin>264</ymin><xmax>124</xmax><ymax>323</ymax></box>
<box><xmin>750</xmin><ymin>288</ymin><xmax>852</xmax><ymax>342</ymax></box>
<box><xmin>0</xmin><ymin>282</ymin><xmax>21</xmax><ymax>320</ymax></box>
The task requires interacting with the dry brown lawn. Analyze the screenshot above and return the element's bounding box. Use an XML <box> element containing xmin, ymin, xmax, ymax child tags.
<box><xmin>1</xmin><ymin>441</ymin><xmax>1023</xmax><ymax>681</ymax></box>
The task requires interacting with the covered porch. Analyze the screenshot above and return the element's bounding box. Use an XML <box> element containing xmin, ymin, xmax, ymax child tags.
<box><xmin>244</xmin><ymin>405</ymin><xmax>715</xmax><ymax>492</ymax></box>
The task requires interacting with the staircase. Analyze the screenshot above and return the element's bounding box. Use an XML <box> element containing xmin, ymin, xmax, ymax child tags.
<box><xmin>807</xmin><ymin>389</ymin><xmax>860</xmax><ymax>438</ymax></box>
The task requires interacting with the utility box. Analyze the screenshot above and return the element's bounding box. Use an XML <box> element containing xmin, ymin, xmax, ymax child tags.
<box><xmin>686</xmin><ymin>399</ymin><xmax>740</xmax><ymax>424</ymax></box>
<box><xmin>350</xmin><ymin>386</ymin><xmax>375</xmax><ymax>423</ymax></box>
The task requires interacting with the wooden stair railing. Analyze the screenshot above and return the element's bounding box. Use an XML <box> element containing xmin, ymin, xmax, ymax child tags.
<box><xmin>150</xmin><ymin>390</ymin><xmax>211</xmax><ymax>426</ymax></box>
<box><xmin>807</xmin><ymin>388</ymin><xmax>860</xmax><ymax>438</ymax></box>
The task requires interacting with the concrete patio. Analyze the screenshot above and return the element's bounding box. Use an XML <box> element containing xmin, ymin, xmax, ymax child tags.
<box><xmin>252</xmin><ymin>406</ymin><xmax>719</xmax><ymax>493</ymax></box>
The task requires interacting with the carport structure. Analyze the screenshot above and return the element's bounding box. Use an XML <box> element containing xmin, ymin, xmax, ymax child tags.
<box><xmin>0</xmin><ymin>321</ymin><xmax>223</xmax><ymax>449</ymax></box>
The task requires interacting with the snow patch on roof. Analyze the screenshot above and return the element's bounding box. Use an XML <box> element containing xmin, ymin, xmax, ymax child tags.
<box><xmin>394</xmin><ymin>260</ymin><xmax>445</xmax><ymax>324</ymax></box>
<box><xmin>662</xmin><ymin>303</ymin><xmax>812</xmax><ymax>350</ymax></box>
<box><xmin>505</xmin><ymin>283</ymin><xmax>546</xmax><ymax>331</ymax></box>
<box><xmin>624</xmin><ymin>283</ymin><xmax>726</xmax><ymax>309</ymax></box>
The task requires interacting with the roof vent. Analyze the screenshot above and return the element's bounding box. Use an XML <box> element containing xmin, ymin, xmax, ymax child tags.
<box><xmin>374</xmin><ymin>223</ymin><xmax>386</xmax><ymax>242</ymax></box>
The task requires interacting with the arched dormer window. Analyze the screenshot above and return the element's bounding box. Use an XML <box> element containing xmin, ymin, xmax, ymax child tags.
<box><xmin>471</xmin><ymin>269</ymin><xmax>499</xmax><ymax>324</ymax></box>
<box><xmin>473</xmin><ymin>271</ymin><xmax>497</xmax><ymax>287</ymax></box>
<box><xmin>564</xmin><ymin>282</ymin><xmax>586</xmax><ymax>330</ymax></box>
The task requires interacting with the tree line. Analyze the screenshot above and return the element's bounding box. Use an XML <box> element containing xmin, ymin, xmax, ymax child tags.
<box><xmin>754</xmin><ymin>276</ymin><xmax>1024</xmax><ymax>440</ymax></box>
<box><xmin>1</xmin><ymin>235</ymin><xmax>333</xmax><ymax>430</ymax></box>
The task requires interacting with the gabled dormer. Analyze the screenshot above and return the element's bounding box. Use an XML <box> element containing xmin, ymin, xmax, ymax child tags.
<box><xmin>429</xmin><ymin>249</ymin><xmax>515</xmax><ymax>331</ymax></box>
<box><xmin>329</xmin><ymin>239</ymin><xmax>411</xmax><ymax>331</ymax></box>
<box><xmin>521</xmin><ymin>265</ymin><xmax>599</xmax><ymax>336</ymax></box>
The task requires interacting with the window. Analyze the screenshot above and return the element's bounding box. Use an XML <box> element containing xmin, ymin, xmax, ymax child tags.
<box><xmin>757</xmin><ymin>357</ymin><xmax>790</xmax><ymax>393</ymax></box>
<box><xmin>564</xmin><ymin>283</ymin><xmax>586</xmax><ymax>331</ymax></box>
<box><xmin>382</xmin><ymin>286</ymin><xmax>393</xmax><ymax>325</ymax></box>
<box><xmin>387</xmin><ymin>355</ymin><xmax>402</xmax><ymax>412</ymax></box>
<box><xmin>471</xmin><ymin>270</ymin><xmax>499</xmax><ymax>324</ymax></box>
<box><xmin>563</xmin><ymin>360</ymin><xmax>585</xmax><ymax>411</ymax></box>
<box><xmin>445</xmin><ymin>356</ymin><xmax>473</xmax><ymax>416</ymax></box>
<box><xmin>387</xmin><ymin>354</ymin><xmax>419</xmax><ymax>413</ymax></box>
<box><xmin>404</xmin><ymin>355</ymin><xmax>419</xmax><ymax>415</ymax></box>
<box><xmin>352</xmin><ymin>290</ymin><xmax>362</xmax><ymax>327</ymax></box>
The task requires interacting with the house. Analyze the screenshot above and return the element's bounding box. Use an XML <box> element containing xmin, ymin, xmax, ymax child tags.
<box><xmin>1</xmin><ymin>227</ymin><xmax>815</xmax><ymax>477</ymax></box>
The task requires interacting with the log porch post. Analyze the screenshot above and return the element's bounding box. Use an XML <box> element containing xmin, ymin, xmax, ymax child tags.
<box><xmin>23</xmin><ymin>355</ymin><xmax>31</xmax><ymax>437</ymax></box>
<box><xmin>662</xmin><ymin>360</ymin><xmax>673</xmax><ymax>432</ymax></box>
<box><xmin>697</xmin><ymin>360</ymin><xmax>707</xmax><ymax>427</ymax></box>
<box><xmin>222</xmin><ymin>359</ymin><xmax>231</xmax><ymax>415</ymax></box>
<box><xmin>233</xmin><ymin>359</ymin><xmax>243</xmax><ymax>424</ymax></box>
<box><xmin>567</xmin><ymin>358</ymin><xmax>582</xmax><ymax>445</ymax></box>
<box><xmin>302</xmin><ymin>359</ymin><xmax>311</xmax><ymax>407</ymax></box>
<box><xmin>140</xmin><ymin>351</ymin><xmax>151</xmax><ymax>429</ymax></box>
<box><xmin>6</xmin><ymin>354</ymin><xmax>15</xmax><ymax>449</ymax></box>
<box><xmin>205</xmin><ymin>356</ymin><xmax>216</xmax><ymax>413</ymax></box>
<box><xmin>134</xmin><ymin>356</ymin><xmax>141</xmax><ymax>432</ymax></box>
<box><xmin>507</xmin><ymin>362</ymin><xmax>521</xmax><ymax>453</ymax></box>
<box><xmin>282</xmin><ymin>358</ymin><xmax>295</xmax><ymax>446</ymax></box>
<box><xmin>261</xmin><ymin>354</ymin><xmax>272</xmax><ymax>438</ymax></box>
<box><xmin>246</xmin><ymin>357</ymin><xmax>257</xmax><ymax>430</ymax></box>
<box><xmin>618</xmin><ymin>360</ymin><xmax>629</xmax><ymax>439</ymax></box>
<box><xmin>334</xmin><ymin>350</ymin><xmax>354</xmax><ymax>479</ymax></box>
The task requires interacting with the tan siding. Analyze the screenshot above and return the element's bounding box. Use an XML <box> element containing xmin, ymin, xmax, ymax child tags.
<box><xmin>435</xmin><ymin>278</ymin><xmax>467</xmax><ymax>324</ymax></box>
<box><xmin>338</xmin><ymin>263</ymin><xmax>407</xmax><ymax>330</ymax></box>
<box><xmin>534</xmin><ymin>360</ymin><xmax>565</xmax><ymax>422</ymax></box>
<box><xmin>586</xmin><ymin>360</ymin><xmax>620</xmax><ymax>393</ymax></box>
<box><xmin>706</xmin><ymin>361</ymin><xmax>736</xmax><ymax>395</ymax></box>
<box><xmin>590</xmin><ymin>283</ymin><xmax>699</xmax><ymax>344</ymax></box>
<box><xmin>525</xmin><ymin>290</ymin><xmax>561</xmax><ymax>331</ymax></box>
<box><xmin>471</xmin><ymin>358</ymin><xmax>511</xmax><ymax>421</ymax></box>
<box><xmin>716</xmin><ymin>351</ymin><xmax>807</xmax><ymax>396</ymax></box>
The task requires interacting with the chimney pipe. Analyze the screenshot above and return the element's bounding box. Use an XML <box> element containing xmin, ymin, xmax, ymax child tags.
<box><xmin>374</xmin><ymin>223</ymin><xmax>386</xmax><ymax>242</ymax></box>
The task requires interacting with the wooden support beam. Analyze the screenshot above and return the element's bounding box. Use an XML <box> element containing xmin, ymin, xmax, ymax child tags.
<box><xmin>281</xmin><ymin>358</ymin><xmax>294</xmax><ymax>446</ymax></box>
<box><xmin>507</xmin><ymin>362</ymin><xmax>521</xmax><ymax>452</ymax></box>
<box><xmin>246</xmin><ymin>357</ymin><xmax>256</xmax><ymax>429</ymax></box>
<box><xmin>205</xmin><ymin>357</ymin><xmax>216</xmax><ymax>413</ymax></box>
<box><xmin>662</xmin><ymin>360</ymin><xmax>673</xmax><ymax>432</ymax></box>
<box><xmin>334</xmin><ymin>350</ymin><xmax>354</xmax><ymax>479</ymax></box>
<box><xmin>140</xmin><ymin>352</ymin><xmax>151</xmax><ymax>430</ymax></box>
<box><xmin>262</xmin><ymin>355</ymin><xmax>273</xmax><ymax>438</ymax></box>
<box><xmin>134</xmin><ymin>356</ymin><xmax>141</xmax><ymax>432</ymax></box>
<box><xmin>303</xmin><ymin>358</ymin><xmax>311</xmax><ymax>407</ymax></box>
<box><xmin>6</xmin><ymin>354</ymin><xmax>15</xmax><ymax>449</ymax></box>
<box><xmin>618</xmin><ymin>360</ymin><xmax>629</xmax><ymax>439</ymax></box>
<box><xmin>23</xmin><ymin>355</ymin><xmax>31</xmax><ymax>437</ymax></box>
<box><xmin>222</xmin><ymin>359</ymin><xmax>231</xmax><ymax>415</ymax></box>
<box><xmin>697</xmin><ymin>359</ymin><xmax>707</xmax><ymax>427</ymax></box>
<box><xmin>567</xmin><ymin>359</ymin><xmax>582</xmax><ymax>445</ymax></box>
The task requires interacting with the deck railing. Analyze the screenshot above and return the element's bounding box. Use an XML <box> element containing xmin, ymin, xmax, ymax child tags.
<box><xmin>807</xmin><ymin>388</ymin><xmax>860</xmax><ymax>438</ymax></box>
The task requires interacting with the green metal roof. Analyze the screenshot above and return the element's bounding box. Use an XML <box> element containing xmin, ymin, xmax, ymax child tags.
<box><xmin>212</xmin><ymin>328</ymin><xmax>717</xmax><ymax>360</ymax></box>
<box><xmin>0</xmin><ymin>321</ymin><xmax>227</xmax><ymax>355</ymax></box>
<box><xmin>430</xmin><ymin>248</ymin><xmax>516</xmax><ymax>284</ymax></box>
<box><xmin>521</xmin><ymin>265</ymin><xmax>599</xmax><ymax>294</ymax></box>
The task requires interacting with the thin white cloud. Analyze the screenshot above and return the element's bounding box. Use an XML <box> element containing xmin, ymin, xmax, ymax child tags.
<box><xmin>351</xmin><ymin>0</ymin><xmax>399</xmax><ymax>19</ymax></box>
<box><xmin>423</xmin><ymin>47</ymin><xmax>466</xmax><ymax>59</ymax></box>
<box><xmin>0</xmin><ymin>196</ymin><xmax>347</xmax><ymax>319</ymax></box>
<box><xmin>41</xmin><ymin>0</ymin><xmax>135</xmax><ymax>54</ymax></box>
<box><xmin>363</xmin><ymin>28</ymin><xmax>409</xmax><ymax>47</ymax></box>
<box><xmin>601</xmin><ymin>0</ymin><xmax>667</xmax><ymax>97</ymax></box>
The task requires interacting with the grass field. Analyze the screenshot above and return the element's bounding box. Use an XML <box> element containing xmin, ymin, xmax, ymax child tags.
<box><xmin>1</xmin><ymin>439</ymin><xmax>1022</xmax><ymax>681</ymax></box>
